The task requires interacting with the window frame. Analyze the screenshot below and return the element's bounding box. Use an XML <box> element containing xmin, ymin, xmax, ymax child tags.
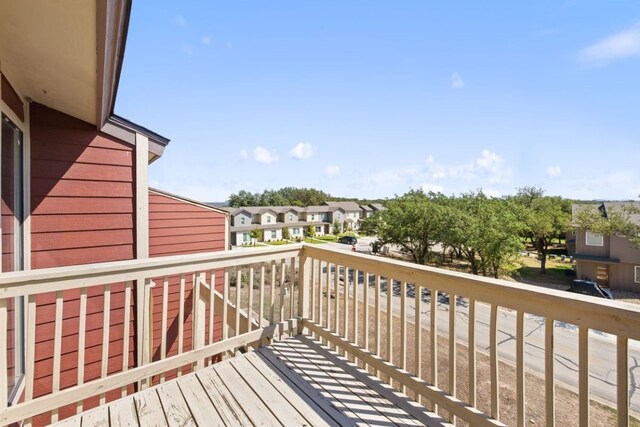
<box><xmin>585</xmin><ymin>231</ymin><xmax>604</xmax><ymax>247</ymax></box>
<box><xmin>635</xmin><ymin>266</ymin><xmax>640</xmax><ymax>284</ymax></box>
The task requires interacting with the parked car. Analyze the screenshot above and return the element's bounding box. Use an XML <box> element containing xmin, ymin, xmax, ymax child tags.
<box><xmin>338</xmin><ymin>236</ymin><xmax>357</xmax><ymax>245</ymax></box>
<box><xmin>567</xmin><ymin>279</ymin><xmax>614</xmax><ymax>299</ymax></box>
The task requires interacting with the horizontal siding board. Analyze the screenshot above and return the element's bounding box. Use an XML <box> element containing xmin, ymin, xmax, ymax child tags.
<box><xmin>31</xmin><ymin>214</ymin><xmax>134</xmax><ymax>233</ymax></box>
<box><xmin>149</xmin><ymin>234</ymin><xmax>225</xmax><ymax>247</ymax></box>
<box><xmin>31</xmin><ymin>144</ymin><xmax>133</xmax><ymax>166</ymax></box>
<box><xmin>31</xmin><ymin>229</ymin><xmax>134</xmax><ymax>251</ymax></box>
<box><xmin>31</xmin><ymin>160</ymin><xmax>133</xmax><ymax>182</ymax></box>
<box><xmin>149</xmin><ymin>218</ymin><xmax>224</xmax><ymax>228</ymax></box>
<box><xmin>149</xmin><ymin>225</ymin><xmax>222</xmax><ymax>238</ymax></box>
<box><xmin>150</xmin><ymin>241</ymin><xmax>225</xmax><ymax>256</ymax></box>
<box><xmin>149</xmin><ymin>211</ymin><xmax>226</xmax><ymax>220</ymax></box>
<box><xmin>31</xmin><ymin>245</ymin><xmax>134</xmax><ymax>268</ymax></box>
<box><xmin>32</xmin><ymin>197</ymin><xmax>133</xmax><ymax>215</ymax></box>
<box><xmin>31</xmin><ymin>179</ymin><xmax>133</xmax><ymax>198</ymax></box>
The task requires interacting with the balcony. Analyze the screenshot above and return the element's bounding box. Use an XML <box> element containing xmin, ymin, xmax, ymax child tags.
<box><xmin>0</xmin><ymin>244</ymin><xmax>638</xmax><ymax>426</ymax></box>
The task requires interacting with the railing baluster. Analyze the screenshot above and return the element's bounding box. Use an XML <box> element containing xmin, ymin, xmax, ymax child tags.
<box><xmin>270</xmin><ymin>261</ymin><xmax>276</xmax><ymax>324</ymax></box>
<box><xmin>279</xmin><ymin>259</ymin><xmax>286</xmax><ymax>323</ymax></box>
<box><xmin>617</xmin><ymin>336</ymin><xmax>629</xmax><ymax>427</ymax></box>
<box><xmin>343</xmin><ymin>266</ymin><xmax>349</xmax><ymax>342</ymax></box>
<box><xmin>468</xmin><ymin>298</ymin><xmax>476</xmax><ymax>408</ymax></box>
<box><xmin>375</xmin><ymin>275</ymin><xmax>381</xmax><ymax>376</ymax></box>
<box><xmin>76</xmin><ymin>288</ymin><xmax>87</xmax><ymax>413</ymax></box>
<box><xmin>24</xmin><ymin>294</ymin><xmax>36</xmax><ymax>427</ymax></box>
<box><xmin>414</xmin><ymin>284</ymin><xmax>422</xmax><ymax>405</ymax></box>
<box><xmin>248</xmin><ymin>267</ymin><xmax>254</xmax><ymax>333</ymax></box>
<box><xmin>100</xmin><ymin>284</ymin><xmax>111</xmax><ymax>404</ymax></box>
<box><xmin>545</xmin><ymin>317</ymin><xmax>555</xmax><ymax>427</ymax></box>
<box><xmin>235</xmin><ymin>270</ymin><xmax>242</xmax><ymax>335</ymax></box>
<box><xmin>310</xmin><ymin>259</ymin><xmax>316</xmax><ymax>326</ymax></box>
<box><xmin>317</xmin><ymin>260</ymin><xmax>323</xmax><ymax>330</ymax></box>
<box><xmin>579</xmin><ymin>326</ymin><xmax>589</xmax><ymax>425</ymax></box>
<box><xmin>0</xmin><ymin>299</ymin><xmax>7</xmax><ymax>409</ymax></box>
<box><xmin>259</xmin><ymin>265</ymin><xmax>265</xmax><ymax>327</ymax></box>
<box><xmin>364</xmin><ymin>272</ymin><xmax>370</xmax><ymax>354</ymax></box>
<box><xmin>387</xmin><ymin>278</ymin><xmax>393</xmax><ymax>382</ymax></box>
<box><xmin>431</xmin><ymin>289</ymin><xmax>438</xmax><ymax>414</ymax></box>
<box><xmin>325</xmin><ymin>262</ymin><xmax>330</xmax><ymax>332</ymax></box>
<box><xmin>448</xmin><ymin>293</ymin><xmax>456</xmax><ymax>424</ymax></box>
<box><xmin>208</xmin><ymin>271</ymin><xmax>216</xmax><ymax>361</ymax></box>
<box><xmin>334</xmin><ymin>264</ymin><xmax>339</xmax><ymax>337</ymax></box>
<box><xmin>516</xmin><ymin>310</ymin><xmax>525</xmax><ymax>427</ymax></box>
<box><xmin>178</xmin><ymin>274</ymin><xmax>185</xmax><ymax>374</ymax></box>
<box><xmin>400</xmin><ymin>281</ymin><xmax>407</xmax><ymax>394</ymax></box>
<box><xmin>121</xmin><ymin>281</ymin><xmax>132</xmax><ymax>397</ymax></box>
<box><xmin>290</xmin><ymin>256</ymin><xmax>296</xmax><ymax>319</ymax></box>
<box><xmin>223</xmin><ymin>269</ymin><xmax>230</xmax><ymax>339</ymax></box>
<box><xmin>160</xmin><ymin>276</ymin><xmax>169</xmax><ymax>382</ymax></box>
<box><xmin>51</xmin><ymin>291</ymin><xmax>63</xmax><ymax>422</ymax></box>
<box><xmin>490</xmin><ymin>303</ymin><xmax>499</xmax><ymax>420</ymax></box>
<box><xmin>352</xmin><ymin>269</ymin><xmax>359</xmax><ymax>354</ymax></box>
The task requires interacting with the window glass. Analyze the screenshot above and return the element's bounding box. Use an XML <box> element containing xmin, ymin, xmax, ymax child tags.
<box><xmin>271</xmin><ymin>230</ymin><xmax>277</xmax><ymax>238</ymax></box>
<box><xmin>585</xmin><ymin>231</ymin><xmax>604</xmax><ymax>246</ymax></box>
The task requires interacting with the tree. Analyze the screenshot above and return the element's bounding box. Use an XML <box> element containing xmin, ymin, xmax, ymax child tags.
<box><xmin>282</xmin><ymin>227</ymin><xmax>290</xmax><ymax>241</ymax></box>
<box><xmin>227</xmin><ymin>187</ymin><xmax>331</xmax><ymax>207</ymax></box>
<box><xmin>249</xmin><ymin>226</ymin><xmax>262</xmax><ymax>245</ymax></box>
<box><xmin>574</xmin><ymin>202</ymin><xmax>640</xmax><ymax>249</ymax></box>
<box><xmin>375</xmin><ymin>190</ymin><xmax>447</xmax><ymax>265</ymax></box>
<box><xmin>332</xmin><ymin>221</ymin><xmax>342</xmax><ymax>236</ymax></box>
<box><xmin>515</xmin><ymin>188</ymin><xmax>571</xmax><ymax>274</ymax></box>
<box><xmin>307</xmin><ymin>225</ymin><xmax>316</xmax><ymax>238</ymax></box>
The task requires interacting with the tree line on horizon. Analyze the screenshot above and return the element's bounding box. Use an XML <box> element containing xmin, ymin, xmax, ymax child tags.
<box><xmin>227</xmin><ymin>187</ymin><xmax>385</xmax><ymax>208</ymax></box>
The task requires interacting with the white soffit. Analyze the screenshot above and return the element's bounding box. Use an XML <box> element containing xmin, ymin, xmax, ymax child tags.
<box><xmin>0</xmin><ymin>0</ymin><xmax>97</xmax><ymax>125</ymax></box>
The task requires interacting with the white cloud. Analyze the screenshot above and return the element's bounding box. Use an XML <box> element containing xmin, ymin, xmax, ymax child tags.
<box><xmin>202</xmin><ymin>36</ymin><xmax>212</xmax><ymax>45</ymax></box>
<box><xmin>240</xmin><ymin>149</ymin><xmax>248</xmax><ymax>160</ymax></box>
<box><xmin>253</xmin><ymin>146</ymin><xmax>278</xmax><ymax>165</ymax></box>
<box><xmin>182</xmin><ymin>44</ymin><xmax>193</xmax><ymax>56</ymax></box>
<box><xmin>579</xmin><ymin>23</ymin><xmax>640</xmax><ymax>64</ymax></box>
<box><xmin>428</xmin><ymin>149</ymin><xmax>511</xmax><ymax>184</ymax></box>
<box><xmin>325</xmin><ymin>165</ymin><xmax>341</xmax><ymax>177</ymax></box>
<box><xmin>290</xmin><ymin>142</ymin><xmax>313</xmax><ymax>159</ymax></box>
<box><xmin>450</xmin><ymin>72</ymin><xmax>464</xmax><ymax>89</ymax></box>
<box><xmin>420</xmin><ymin>183</ymin><xmax>444</xmax><ymax>193</ymax></box>
<box><xmin>546</xmin><ymin>165</ymin><xmax>562</xmax><ymax>178</ymax></box>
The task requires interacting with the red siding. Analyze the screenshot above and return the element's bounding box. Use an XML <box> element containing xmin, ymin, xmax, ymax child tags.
<box><xmin>30</xmin><ymin>103</ymin><xmax>135</xmax><ymax>269</ymax></box>
<box><xmin>148</xmin><ymin>192</ymin><xmax>226</xmax><ymax>381</ymax></box>
<box><xmin>28</xmin><ymin>103</ymin><xmax>137</xmax><ymax>424</ymax></box>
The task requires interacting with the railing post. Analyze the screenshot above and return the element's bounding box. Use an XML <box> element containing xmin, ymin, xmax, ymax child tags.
<box><xmin>297</xmin><ymin>247</ymin><xmax>311</xmax><ymax>334</ymax></box>
<box><xmin>140</xmin><ymin>278</ymin><xmax>153</xmax><ymax>389</ymax></box>
<box><xmin>193</xmin><ymin>272</ymin><xmax>206</xmax><ymax>370</ymax></box>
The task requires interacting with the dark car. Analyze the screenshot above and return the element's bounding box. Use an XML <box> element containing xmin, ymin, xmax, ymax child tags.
<box><xmin>338</xmin><ymin>236</ymin><xmax>357</xmax><ymax>245</ymax></box>
<box><xmin>567</xmin><ymin>279</ymin><xmax>614</xmax><ymax>299</ymax></box>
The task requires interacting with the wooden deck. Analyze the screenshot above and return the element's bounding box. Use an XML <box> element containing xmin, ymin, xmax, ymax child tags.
<box><xmin>53</xmin><ymin>335</ymin><xmax>450</xmax><ymax>427</ymax></box>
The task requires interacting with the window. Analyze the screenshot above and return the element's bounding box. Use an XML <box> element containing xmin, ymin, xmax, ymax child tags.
<box><xmin>240</xmin><ymin>217</ymin><xmax>246</xmax><ymax>225</ymax></box>
<box><xmin>292</xmin><ymin>228</ymin><xmax>299</xmax><ymax>235</ymax></box>
<box><xmin>635</xmin><ymin>266</ymin><xmax>640</xmax><ymax>284</ymax></box>
<box><xmin>311</xmin><ymin>214</ymin><xmax>315</xmax><ymax>221</ymax></box>
<box><xmin>288</xmin><ymin>214</ymin><xmax>293</xmax><ymax>221</ymax></box>
<box><xmin>2</xmin><ymin>114</ymin><xmax>25</xmax><ymax>402</ymax></box>
<box><xmin>266</xmin><ymin>215</ymin><xmax>271</xmax><ymax>223</ymax></box>
<box><xmin>336</xmin><ymin>214</ymin><xmax>341</xmax><ymax>220</ymax></box>
<box><xmin>243</xmin><ymin>233</ymin><xmax>250</xmax><ymax>242</ymax></box>
<box><xmin>316</xmin><ymin>226</ymin><xmax>322</xmax><ymax>233</ymax></box>
<box><xmin>271</xmin><ymin>230</ymin><xmax>277</xmax><ymax>239</ymax></box>
<box><xmin>585</xmin><ymin>231</ymin><xmax>604</xmax><ymax>246</ymax></box>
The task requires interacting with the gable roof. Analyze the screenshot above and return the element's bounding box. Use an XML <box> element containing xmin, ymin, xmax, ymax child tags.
<box><xmin>370</xmin><ymin>203</ymin><xmax>385</xmax><ymax>211</ymax></box>
<box><xmin>572</xmin><ymin>202</ymin><xmax>640</xmax><ymax>226</ymax></box>
<box><xmin>323</xmin><ymin>201</ymin><xmax>362</xmax><ymax>212</ymax></box>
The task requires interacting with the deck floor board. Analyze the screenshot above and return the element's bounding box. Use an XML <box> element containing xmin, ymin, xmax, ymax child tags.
<box><xmin>51</xmin><ymin>334</ymin><xmax>450</xmax><ymax>427</ymax></box>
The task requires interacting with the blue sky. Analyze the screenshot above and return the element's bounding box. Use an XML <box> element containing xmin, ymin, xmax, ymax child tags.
<box><xmin>116</xmin><ymin>1</ymin><xmax>640</xmax><ymax>202</ymax></box>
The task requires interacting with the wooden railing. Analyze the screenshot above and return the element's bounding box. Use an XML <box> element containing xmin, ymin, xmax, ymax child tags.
<box><xmin>0</xmin><ymin>244</ymin><xmax>638</xmax><ymax>426</ymax></box>
<box><xmin>0</xmin><ymin>245</ymin><xmax>305</xmax><ymax>426</ymax></box>
<box><xmin>300</xmin><ymin>245</ymin><xmax>640</xmax><ymax>427</ymax></box>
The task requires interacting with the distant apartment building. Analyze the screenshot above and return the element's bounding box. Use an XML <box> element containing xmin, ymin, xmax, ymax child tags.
<box><xmin>224</xmin><ymin>202</ymin><xmax>386</xmax><ymax>246</ymax></box>
<box><xmin>572</xmin><ymin>202</ymin><xmax>640</xmax><ymax>291</ymax></box>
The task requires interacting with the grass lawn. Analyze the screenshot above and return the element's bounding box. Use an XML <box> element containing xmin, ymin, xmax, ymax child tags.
<box><xmin>511</xmin><ymin>255</ymin><xmax>574</xmax><ymax>290</ymax></box>
<box><xmin>264</xmin><ymin>240</ymin><xmax>294</xmax><ymax>246</ymax></box>
<box><xmin>303</xmin><ymin>237</ymin><xmax>327</xmax><ymax>244</ymax></box>
<box><xmin>315</xmin><ymin>235</ymin><xmax>338</xmax><ymax>242</ymax></box>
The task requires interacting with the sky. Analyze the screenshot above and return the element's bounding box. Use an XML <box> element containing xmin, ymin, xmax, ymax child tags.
<box><xmin>116</xmin><ymin>1</ymin><xmax>640</xmax><ymax>202</ymax></box>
